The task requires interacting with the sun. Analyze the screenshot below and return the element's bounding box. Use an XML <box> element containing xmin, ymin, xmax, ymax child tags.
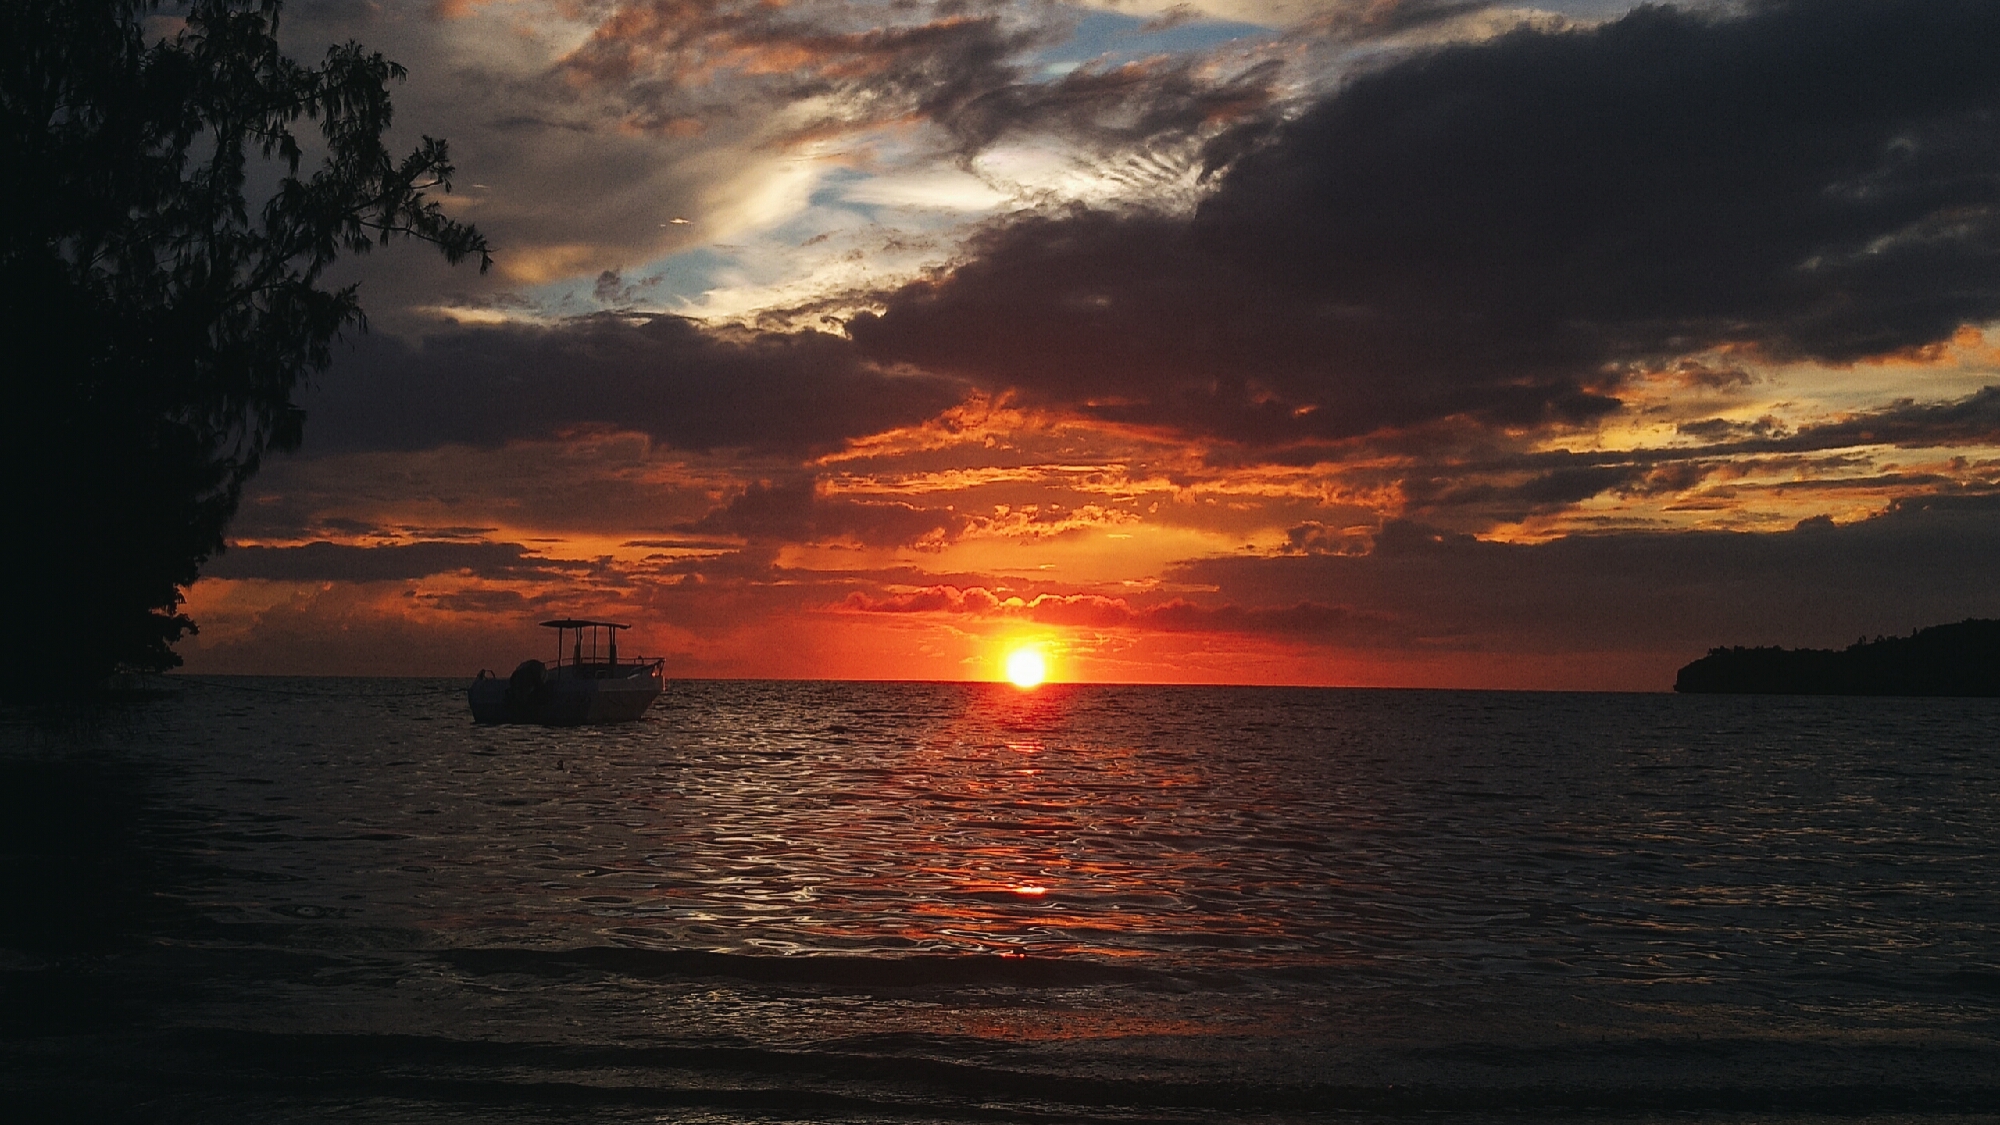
<box><xmin>1005</xmin><ymin>646</ymin><xmax>1047</xmax><ymax>689</ymax></box>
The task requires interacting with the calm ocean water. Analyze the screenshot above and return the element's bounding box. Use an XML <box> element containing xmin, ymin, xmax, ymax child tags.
<box><xmin>3</xmin><ymin>679</ymin><xmax>1998</xmax><ymax>1123</ymax></box>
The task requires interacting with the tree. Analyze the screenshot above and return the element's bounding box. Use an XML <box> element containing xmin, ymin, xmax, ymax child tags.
<box><xmin>0</xmin><ymin>0</ymin><xmax>489</xmax><ymax>694</ymax></box>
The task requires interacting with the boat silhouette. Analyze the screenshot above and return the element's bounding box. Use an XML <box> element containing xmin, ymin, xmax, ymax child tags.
<box><xmin>470</xmin><ymin>619</ymin><xmax>664</xmax><ymax>724</ymax></box>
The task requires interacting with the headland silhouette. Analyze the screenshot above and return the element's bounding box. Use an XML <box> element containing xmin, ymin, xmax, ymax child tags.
<box><xmin>1675</xmin><ymin>618</ymin><xmax>2000</xmax><ymax>696</ymax></box>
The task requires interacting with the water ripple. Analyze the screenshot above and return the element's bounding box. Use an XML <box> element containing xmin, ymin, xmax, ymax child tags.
<box><xmin>9</xmin><ymin>679</ymin><xmax>1999</xmax><ymax>1119</ymax></box>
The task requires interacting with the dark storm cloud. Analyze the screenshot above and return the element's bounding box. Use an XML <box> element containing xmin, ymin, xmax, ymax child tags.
<box><xmin>298</xmin><ymin>314</ymin><xmax>965</xmax><ymax>455</ymax></box>
<box><xmin>202</xmin><ymin>541</ymin><xmax>587</xmax><ymax>582</ymax></box>
<box><xmin>1327</xmin><ymin>385</ymin><xmax>2000</xmax><ymax>521</ymax></box>
<box><xmin>1520</xmin><ymin>385</ymin><xmax>2000</xmax><ymax>472</ymax></box>
<box><xmin>684</xmin><ymin>478</ymin><xmax>971</xmax><ymax>548</ymax></box>
<box><xmin>557</xmin><ymin>2</ymin><xmax>1281</xmax><ymax>160</ymax></box>
<box><xmin>1676</xmin><ymin>415</ymin><xmax>1793</xmax><ymax>443</ymax></box>
<box><xmin>848</xmin><ymin>0</ymin><xmax>2000</xmax><ymax>446</ymax></box>
<box><xmin>1174</xmin><ymin>494</ymin><xmax>2000</xmax><ymax>654</ymax></box>
<box><xmin>1758</xmin><ymin>385</ymin><xmax>2000</xmax><ymax>452</ymax></box>
<box><xmin>1402</xmin><ymin>463</ymin><xmax>1649</xmax><ymax>514</ymax></box>
<box><xmin>560</xmin><ymin>5</ymin><xmax>1045</xmax><ymax>141</ymax></box>
<box><xmin>1508</xmin><ymin>384</ymin><xmax>2000</xmax><ymax>476</ymax></box>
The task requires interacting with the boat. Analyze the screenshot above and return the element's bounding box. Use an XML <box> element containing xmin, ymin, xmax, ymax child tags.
<box><xmin>470</xmin><ymin>619</ymin><xmax>664</xmax><ymax>724</ymax></box>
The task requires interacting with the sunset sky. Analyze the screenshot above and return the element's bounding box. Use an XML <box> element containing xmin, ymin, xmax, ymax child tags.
<box><xmin>177</xmin><ymin>0</ymin><xmax>2000</xmax><ymax>689</ymax></box>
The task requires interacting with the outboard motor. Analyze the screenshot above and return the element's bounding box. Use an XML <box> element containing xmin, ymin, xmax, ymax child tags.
<box><xmin>504</xmin><ymin>659</ymin><xmax>548</xmax><ymax>721</ymax></box>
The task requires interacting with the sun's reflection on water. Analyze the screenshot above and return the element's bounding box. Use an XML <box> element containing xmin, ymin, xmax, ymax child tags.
<box><xmin>593</xmin><ymin>680</ymin><xmax>1341</xmax><ymax>964</ymax></box>
<box><xmin>90</xmin><ymin>678</ymin><xmax>2000</xmax><ymax>1103</ymax></box>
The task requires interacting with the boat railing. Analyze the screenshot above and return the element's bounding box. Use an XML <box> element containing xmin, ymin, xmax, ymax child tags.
<box><xmin>556</xmin><ymin>656</ymin><xmax>665</xmax><ymax>680</ymax></box>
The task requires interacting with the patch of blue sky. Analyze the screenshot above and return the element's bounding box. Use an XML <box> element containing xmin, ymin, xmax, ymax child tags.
<box><xmin>1528</xmin><ymin>0</ymin><xmax>1643</xmax><ymax>19</ymax></box>
<box><xmin>645</xmin><ymin>245</ymin><xmax>739</xmax><ymax>304</ymax></box>
<box><xmin>1034</xmin><ymin>6</ymin><xmax>1276</xmax><ymax>77</ymax></box>
<box><xmin>540</xmin><ymin>158</ymin><xmax>994</xmax><ymax>316</ymax></box>
<box><xmin>808</xmin><ymin>167</ymin><xmax>886</xmax><ymax>226</ymax></box>
<box><xmin>524</xmin><ymin>244</ymin><xmax>738</xmax><ymax>312</ymax></box>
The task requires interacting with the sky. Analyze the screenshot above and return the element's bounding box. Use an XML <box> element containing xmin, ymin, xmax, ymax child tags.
<box><xmin>175</xmin><ymin>0</ymin><xmax>2000</xmax><ymax>689</ymax></box>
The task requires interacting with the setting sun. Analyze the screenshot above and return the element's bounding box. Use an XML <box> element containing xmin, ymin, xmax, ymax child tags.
<box><xmin>1005</xmin><ymin>646</ymin><xmax>1047</xmax><ymax>688</ymax></box>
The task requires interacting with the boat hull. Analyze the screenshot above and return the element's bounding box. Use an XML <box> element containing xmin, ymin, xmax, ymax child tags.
<box><xmin>470</xmin><ymin>664</ymin><xmax>663</xmax><ymax>725</ymax></box>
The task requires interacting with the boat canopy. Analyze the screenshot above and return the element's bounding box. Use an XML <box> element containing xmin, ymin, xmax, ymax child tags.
<box><xmin>539</xmin><ymin>619</ymin><xmax>634</xmax><ymax>669</ymax></box>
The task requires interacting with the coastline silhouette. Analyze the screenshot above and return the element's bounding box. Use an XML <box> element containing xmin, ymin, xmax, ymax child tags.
<box><xmin>1675</xmin><ymin>618</ymin><xmax>2000</xmax><ymax>696</ymax></box>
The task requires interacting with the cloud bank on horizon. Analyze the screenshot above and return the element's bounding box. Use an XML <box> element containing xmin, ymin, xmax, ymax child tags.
<box><xmin>181</xmin><ymin>0</ymin><xmax>2000</xmax><ymax>688</ymax></box>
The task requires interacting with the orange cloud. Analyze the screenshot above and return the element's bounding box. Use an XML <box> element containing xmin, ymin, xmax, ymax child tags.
<box><xmin>842</xmin><ymin>585</ymin><xmax>1392</xmax><ymax>642</ymax></box>
<box><xmin>1857</xmin><ymin>325</ymin><xmax>1991</xmax><ymax>368</ymax></box>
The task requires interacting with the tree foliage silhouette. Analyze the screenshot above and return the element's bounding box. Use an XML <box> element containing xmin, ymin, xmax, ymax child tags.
<box><xmin>1</xmin><ymin>0</ymin><xmax>488</xmax><ymax>693</ymax></box>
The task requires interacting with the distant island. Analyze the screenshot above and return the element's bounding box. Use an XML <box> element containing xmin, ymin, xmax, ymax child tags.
<box><xmin>1674</xmin><ymin>619</ymin><xmax>2000</xmax><ymax>696</ymax></box>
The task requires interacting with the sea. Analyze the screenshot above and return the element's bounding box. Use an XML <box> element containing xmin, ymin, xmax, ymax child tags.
<box><xmin>3</xmin><ymin>679</ymin><xmax>1997</xmax><ymax>1124</ymax></box>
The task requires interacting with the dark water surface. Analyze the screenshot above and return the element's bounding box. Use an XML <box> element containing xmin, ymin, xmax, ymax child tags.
<box><xmin>4</xmin><ymin>680</ymin><xmax>1998</xmax><ymax>1123</ymax></box>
